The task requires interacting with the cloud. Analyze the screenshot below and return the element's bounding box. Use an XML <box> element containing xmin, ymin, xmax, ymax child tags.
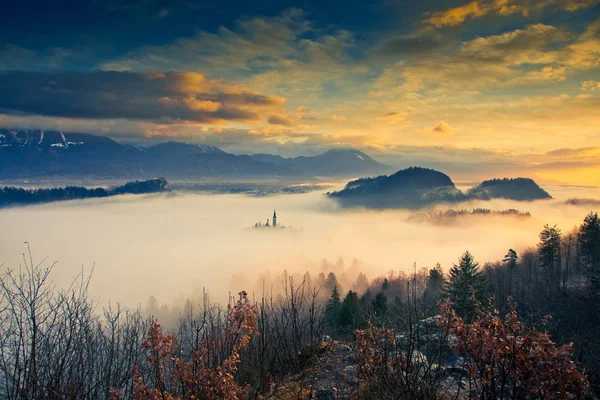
<box><xmin>459</xmin><ymin>23</ymin><xmax>571</xmax><ymax>65</ymax></box>
<box><xmin>373</xmin><ymin>32</ymin><xmax>451</xmax><ymax>59</ymax></box>
<box><xmin>268</xmin><ymin>115</ymin><xmax>294</xmax><ymax>126</ymax></box>
<box><xmin>377</xmin><ymin>111</ymin><xmax>409</xmax><ymax>124</ymax></box>
<box><xmin>0</xmin><ymin>71</ymin><xmax>285</xmax><ymax>124</ymax></box>
<box><xmin>332</xmin><ymin>114</ymin><xmax>347</xmax><ymax>121</ymax></box>
<box><xmin>375</xmin><ymin>21</ymin><xmax>596</xmax><ymax>94</ymax></box>
<box><xmin>99</xmin><ymin>9</ymin><xmax>366</xmax><ymax>106</ymax></box>
<box><xmin>425</xmin><ymin>1</ymin><xmax>488</xmax><ymax>28</ymax></box>
<box><xmin>582</xmin><ymin>80</ymin><xmax>600</xmax><ymax>91</ymax></box>
<box><xmin>422</xmin><ymin>120</ymin><xmax>455</xmax><ymax>136</ymax></box>
<box><xmin>424</xmin><ymin>0</ymin><xmax>599</xmax><ymax>28</ymax></box>
<box><xmin>100</xmin><ymin>8</ymin><xmax>312</xmax><ymax>74</ymax></box>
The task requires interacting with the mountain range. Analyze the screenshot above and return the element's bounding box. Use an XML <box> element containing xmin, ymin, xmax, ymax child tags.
<box><xmin>0</xmin><ymin>129</ymin><xmax>387</xmax><ymax>179</ymax></box>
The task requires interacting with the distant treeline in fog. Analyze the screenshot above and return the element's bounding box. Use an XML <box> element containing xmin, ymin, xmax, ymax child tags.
<box><xmin>0</xmin><ymin>177</ymin><xmax>168</xmax><ymax>207</ymax></box>
<box><xmin>566</xmin><ymin>198</ymin><xmax>600</xmax><ymax>206</ymax></box>
<box><xmin>1</xmin><ymin>211</ymin><xmax>599</xmax><ymax>399</ymax></box>
<box><xmin>406</xmin><ymin>208</ymin><xmax>532</xmax><ymax>224</ymax></box>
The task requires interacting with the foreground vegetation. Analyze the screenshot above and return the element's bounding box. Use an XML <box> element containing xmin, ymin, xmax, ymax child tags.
<box><xmin>0</xmin><ymin>211</ymin><xmax>598</xmax><ymax>399</ymax></box>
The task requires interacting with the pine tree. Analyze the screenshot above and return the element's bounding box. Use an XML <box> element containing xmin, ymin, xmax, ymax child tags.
<box><xmin>503</xmin><ymin>249</ymin><xmax>518</xmax><ymax>296</ymax></box>
<box><xmin>325</xmin><ymin>285</ymin><xmax>341</xmax><ymax>330</ymax></box>
<box><xmin>424</xmin><ymin>263</ymin><xmax>445</xmax><ymax>309</ymax></box>
<box><xmin>324</xmin><ymin>272</ymin><xmax>340</xmax><ymax>295</ymax></box>
<box><xmin>354</xmin><ymin>272</ymin><xmax>369</xmax><ymax>293</ymax></box>
<box><xmin>578</xmin><ymin>212</ymin><xmax>600</xmax><ymax>297</ymax></box>
<box><xmin>338</xmin><ymin>291</ymin><xmax>363</xmax><ymax>332</ymax></box>
<box><xmin>381</xmin><ymin>278</ymin><xmax>389</xmax><ymax>291</ymax></box>
<box><xmin>371</xmin><ymin>292</ymin><xmax>388</xmax><ymax>318</ymax></box>
<box><xmin>538</xmin><ymin>224</ymin><xmax>562</xmax><ymax>295</ymax></box>
<box><xmin>443</xmin><ymin>251</ymin><xmax>487</xmax><ymax>320</ymax></box>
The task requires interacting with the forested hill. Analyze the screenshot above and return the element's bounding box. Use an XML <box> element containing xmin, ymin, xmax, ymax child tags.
<box><xmin>327</xmin><ymin>167</ymin><xmax>466</xmax><ymax>209</ymax></box>
<box><xmin>0</xmin><ymin>177</ymin><xmax>168</xmax><ymax>207</ymax></box>
<box><xmin>328</xmin><ymin>168</ymin><xmax>553</xmax><ymax>209</ymax></box>
<box><xmin>467</xmin><ymin>178</ymin><xmax>552</xmax><ymax>201</ymax></box>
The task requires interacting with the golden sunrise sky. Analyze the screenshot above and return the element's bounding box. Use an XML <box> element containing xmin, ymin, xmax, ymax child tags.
<box><xmin>1</xmin><ymin>0</ymin><xmax>599</xmax><ymax>184</ymax></box>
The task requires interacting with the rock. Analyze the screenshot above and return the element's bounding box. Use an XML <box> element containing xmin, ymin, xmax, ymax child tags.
<box><xmin>315</xmin><ymin>388</ymin><xmax>335</xmax><ymax>399</ymax></box>
<box><xmin>338</xmin><ymin>343</ymin><xmax>352</xmax><ymax>352</ymax></box>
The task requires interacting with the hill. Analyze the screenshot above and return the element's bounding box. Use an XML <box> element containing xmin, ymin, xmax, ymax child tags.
<box><xmin>467</xmin><ymin>178</ymin><xmax>552</xmax><ymax>201</ymax></box>
<box><xmin>0</xmin><ymin>129</ymin><xmax>387</xmax><ymax>180</ymax></box>
<box><xmin>328</xmin><ymin>169</ymin><xmax>553</xmax><ymax>209</ymax></box>
<box><xmin>327</xmin><ymin>167</ymin><xmax>466</xmax><ymax>209</ymax></box>
<box><xmin>0</xmin><ymin>177</ymin><xmax>169</xmax><ymax>207</ymax></box>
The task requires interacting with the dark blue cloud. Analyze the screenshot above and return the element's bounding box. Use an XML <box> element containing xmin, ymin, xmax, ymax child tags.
<box><xmin>2</xmin><ymin>0</ymin><xmax>597</xmax><ymax>72</ymax></box>
<box><xmin>0</xmin><ymin>71</ymin><xmax>284</xmax><ymax>123</ymax></box>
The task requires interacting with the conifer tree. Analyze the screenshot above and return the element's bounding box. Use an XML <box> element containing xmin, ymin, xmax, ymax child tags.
<box><xmin>538</xmin><ymin>224</ymin><xmax>562</xmax><ymax>295</ymax></box>
<box><xmin>443</xmin><ymin>251</ymin><xmax>487</xmax><ymax>320</ymax></box>
<box><xmin>325</xmin><ymin>285</ymin><xmax>341</xmax><ymax>330</ymax></box>
<box><xmin>338</xmin><ymin>291</ymin><xmax>363</xmax><ymax>332</ymax></box>
<box><xmin>503</xmin><ymin>249</ymin><xmax>518</xmax><ymax>296</ymax></box>
<box><xmin>324</xmin><ymin>272</ymin><xmax>340</xmax><ymax>296</ymax></box>
<box><xmin>381</xmin><ymin>278</ymin><xmax>389</xmax><ymax>291</ymax></box>
<box><xmin>578</xmin><ymin>212</ymin><xmax>600</xmax><ymax>296</ymax></box>
<box><xmin>354</xmin><ymin>272</ymin><xmax>369</xmax><ymax>293</ymax></box>
<box><xmin>371</xmin><ymin>292</ymin><xmax>388</xmax><ymax>318</ymax></box>
<box><xmin>424</xmin><ymin>263</ymin><xmax>445</xmax><ymax>309</ymax></box>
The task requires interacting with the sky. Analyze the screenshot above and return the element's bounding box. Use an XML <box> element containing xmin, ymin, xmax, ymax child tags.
<box><xmin>1</xmin><ymin>0</ymin><xmax>599</xmax><ymax>185</ymax></box>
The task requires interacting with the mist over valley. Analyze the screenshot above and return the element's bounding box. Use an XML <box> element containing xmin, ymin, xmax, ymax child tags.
<box><xmin>1</xmin><ymin>179</ymin><xmax>597</xmax><ymax>309</ymax></box>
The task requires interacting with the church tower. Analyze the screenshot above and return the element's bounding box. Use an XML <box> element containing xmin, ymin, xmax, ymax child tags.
<box><xmin>272</xmin><ymin>210</ymin><xmax>277</xmax><ymax>227</ymax></box>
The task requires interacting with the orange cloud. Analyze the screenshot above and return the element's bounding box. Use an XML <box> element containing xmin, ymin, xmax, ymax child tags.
<box><xmin>424</xmin><ymin>0</ymin><xmax>599</xmax><ymax>28</ymax></box>
<box><xmin>183</xmin><ymin>96</ymin><xmax>221</xmax><ymax>112</ymax></box>
<box><xmin>425</xmin><ymin>1</ymin><xmax>487</xmax><ymax>28</ymax></box>
<box><xmin>421</xmin><ymin>120</ymin><xmax>455</xmax><ymax>136</ymax></box>
<box><xmin>582</xmin><ymin>80</ymin><xmax>600</xmax><ymax>91</ymax></box>
<box><xmin>377</xmin><ymin>111</ymin><xmax>409</xmax><ymax>124</ymax></box>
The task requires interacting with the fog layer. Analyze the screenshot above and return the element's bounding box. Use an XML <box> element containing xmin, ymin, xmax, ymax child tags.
<box><xmin>0</xmin><ymin>184</ymin><xmax>599</xmax><ymax>307</ymax></box>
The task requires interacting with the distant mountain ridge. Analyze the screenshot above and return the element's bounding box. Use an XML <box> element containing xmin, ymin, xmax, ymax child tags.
<box><xmin>0</xmin><ymin>128</ymin><xmax>387</xmax><ymax>179</ymax></box>
<box><xmin>328</xmin><ymin>167</ymin><xmax>552</xmax><ymax>209</ymax></box>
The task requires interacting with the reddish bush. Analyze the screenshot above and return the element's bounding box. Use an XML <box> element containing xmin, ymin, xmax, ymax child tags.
<box><xmin>438</xmin><ymin>299</ymin><xmax>589</xmax><ymax>399</ymax></box>
<box><xmin>111</xmin><ymin>291</ymin><xmax>258</xmax><ymax>400</ymax></box>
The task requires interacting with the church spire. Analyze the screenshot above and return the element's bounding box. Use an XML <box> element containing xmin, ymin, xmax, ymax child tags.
<box><xmin>272</xmin><ymin>209</ymin><xmax>277</xmax><ymax>227</ymax></box>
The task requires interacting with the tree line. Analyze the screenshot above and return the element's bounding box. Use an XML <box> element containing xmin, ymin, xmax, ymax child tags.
<box><xmin>0</xmin><ymin>178</ymin><xmax>168</xmax><ymax>207</ymax></box>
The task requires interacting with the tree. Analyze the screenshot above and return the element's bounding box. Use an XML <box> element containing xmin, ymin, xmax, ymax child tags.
<box><xmin>423</xmin><ymin>264</ymin><xmax>445</xmax><ymax>309</ymax></box>
<box><xmin>324</xmin><ymin>272</ymin><xmax>339</xmax><ymax>293</ymax></box>
<box><xmin>538</xmin><ymin>224</ymin><xmax>562</xmax><ymax>295</ymax></box>
<box><xmin>443</xmin><ymin>251</ymin><xmax>487</xmax><ymax>320</ymax></box>
<box><xmin>354</xmin><ymin>272</ymin><xmax>369</xmax><ymax>294</ymax></box>
<box><xmin>503</xmin><ymin>249</ymin><xmax>518</xmax><ymax>296</ymax></box>
<box><xmin>381</xmin><ymin>278</ymin><xmax>389</xmax><ymax>291</ymax></box>
<box><xmin>578</xmin><ymin>212</ymin><xmax>600</xmax><ymax>297</ymax></box>
<box><xmin>371</xmin><ymin>292</ymin><xmax>388</xmax><ymax>319</ymax></box>
<box><xmin>338</xmin><ymin>291</ymin><xmax>363</xmax><ymax>332</ymax></box>
<box><xmin>325</xmin><ymin>285</ymin><xmax>341</xmax><ymax>330</ymax></box>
